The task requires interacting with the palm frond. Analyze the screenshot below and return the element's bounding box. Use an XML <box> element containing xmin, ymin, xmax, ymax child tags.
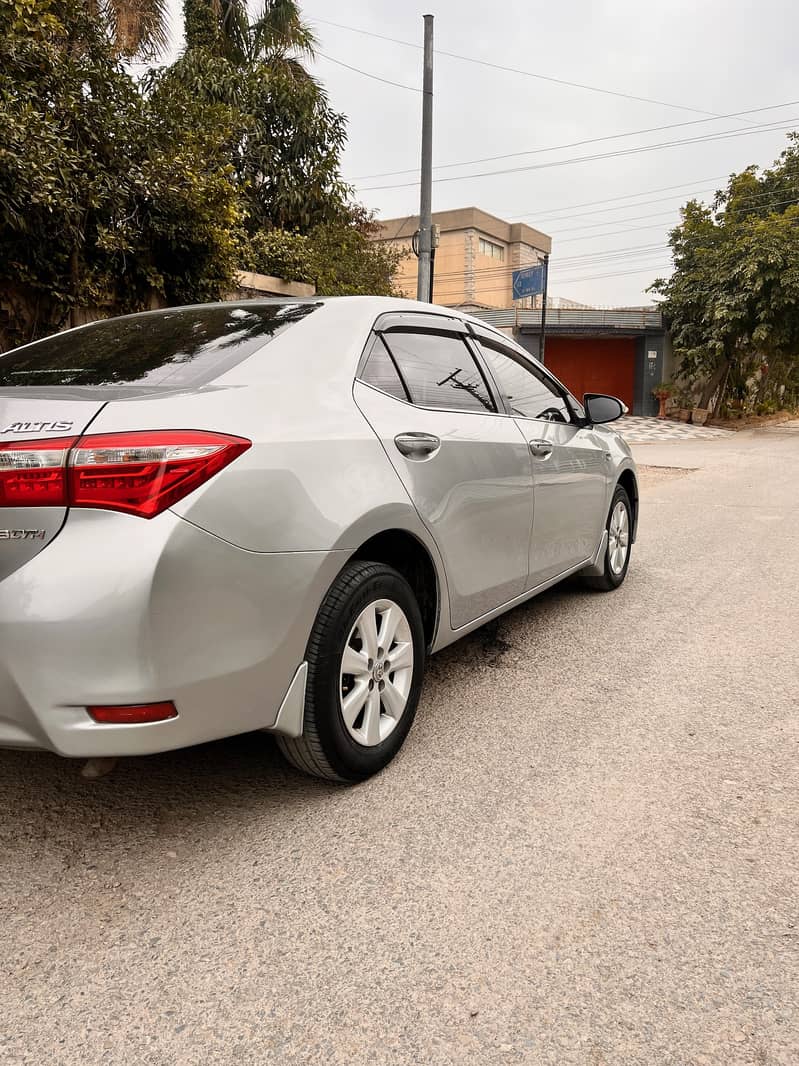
<box><xmin>251</xmin><ymin>0</ymin><xmax>317</xmax><ymax>61</ymax></box>
<box><xmin>99</xmin><ymin>0</ymin><xmax>171</xmax><ymax>58</ymax></box>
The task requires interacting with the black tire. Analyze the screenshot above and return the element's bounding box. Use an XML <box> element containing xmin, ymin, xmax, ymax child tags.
<box><xmin>276</xmin><ymin>561</ymin><xmax>426</xmax><ymax>783</ymax></box>
<box><xmin>583</xmin><ymin>484</ymin><xmax>633</xmax><ymax>591</ymax></box>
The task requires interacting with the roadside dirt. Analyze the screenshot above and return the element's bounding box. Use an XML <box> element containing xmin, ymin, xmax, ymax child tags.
<box><xmin>706</xmin><ymin>409</ymin><xmax>799</xmax><ymax>431</ymax></box>
<box><xmin>637</xmin><ymin>464</ymin><xmax>694</xmax><ymax>487</ymax></box>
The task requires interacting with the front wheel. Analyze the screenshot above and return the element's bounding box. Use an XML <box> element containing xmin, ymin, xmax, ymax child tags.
<box><xmin>583</xmin><ymin>485</ymin><xmax>633</xmax><ymax>591</ymax></box>
<box><xmin>277</xmin><ymin>561</ymin><xmax>426</xmax><ymax>782</ymax></box>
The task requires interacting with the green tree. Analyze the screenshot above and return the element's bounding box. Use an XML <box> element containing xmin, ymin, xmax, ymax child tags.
<box><xmin>250</xmin><ymin>0</ymin><xmax>316</xmax><ymax>63</ymax></box>
<box><xmin>183</xmin><ymin>0</ymin><xmax>313</xmax><ymax>66</ymax></box>
<box><xmin>183</xmin><ymin>0</ymin><xmax>248</xmax><ymax>56</ymax></box>
<box><xmin>0</xmin><ymin>0</ymin><xmax>243</xmax><ymax>347</ymax></box>
<box><xmin>245</xmin><ymin>209</ymin><xmax>405</xmax><ymax>297</ymax></box>
<box><xmin>651</xmin><ymin>135</ymin><xmax>799</xmax><ymax>413</ymax></box>
<box><xmin>90</xmin><ymin>0</ymin><xmax>170</xmax><ymax>56</ymax></box>
<box><xmin>0</xmin><ymin>0</ymin><xmax>401</xmax><ymax>349</ymax></box>
<box><xmin>165</xmin><ymin>0</ymin><xmax>350</xmax><ymax>234</ymax></box>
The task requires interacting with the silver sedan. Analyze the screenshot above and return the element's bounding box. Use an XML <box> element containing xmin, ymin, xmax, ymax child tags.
<box><xmin>0</xmin><ymin>298</ymin><xmax>637</xmax><ymax>780</ymax></box>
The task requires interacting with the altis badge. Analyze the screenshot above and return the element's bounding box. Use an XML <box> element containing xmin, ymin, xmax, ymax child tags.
<box><xmin>1</xmin><ymin>421</ymin><xmax>75</xmax><ymax>434</ymax></box>
<box><xmin>0</xmin><ymin>530</ymin><xmax>47</xmax><ymax>540</ymax></box>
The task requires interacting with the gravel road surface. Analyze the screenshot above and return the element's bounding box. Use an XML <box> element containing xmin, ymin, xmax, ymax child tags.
<box><xmin>2</xmin><ymin>423</ymin><xmax>798</xmax><ymax>1066</ymax></box>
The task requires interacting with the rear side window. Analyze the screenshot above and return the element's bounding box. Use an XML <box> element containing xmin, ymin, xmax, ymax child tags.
<box><xmin>360</xmin><ymin>336</ymin><xmax>409</xmax><ymax>401</ymax></box>
<box><xmin>0</xmin><ymin>302</ymin><xmax>319</xmax><ymax>388</ymax></box>
<box><xmin>381</xmin><ymin>331</ymin><xmax>495</xmax><ymax>413</ymax></box>
<box><xmin>475</xmin><ymin>341</ymin><xmax>570</xmax><ymax>422</ymax></box>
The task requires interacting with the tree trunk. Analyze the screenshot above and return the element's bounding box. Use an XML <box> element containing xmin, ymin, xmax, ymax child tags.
<box><xmin>699</xmin><ymin>355</ymin><xmax>730</xmax><ymax>410</ymax></box>
<box><xmin>711</xmin><ymin>362</ymin><xmax>731</xmax><ymax>415</ymax></box>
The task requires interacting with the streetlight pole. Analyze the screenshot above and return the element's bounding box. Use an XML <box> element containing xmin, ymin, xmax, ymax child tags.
<box><xmin>417</xmin><ymin>14</ymin><xmax>434</xmax><ymax>302</ymax></box>
<box><xmin>539</xmin><ymin>253</ymin><xmax>550</xmax><ymax>364</ymax></box>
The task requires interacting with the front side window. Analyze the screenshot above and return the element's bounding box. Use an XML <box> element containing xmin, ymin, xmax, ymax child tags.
<box><xmin>382</xmin><ymin>331</ymin><xmax>495</xmax><ymax>413</ymax></box>
<box><xmin>475</xmin><ymin>342</ymin><xmax>570</xmax><ymax>422</ymax></box>
<box><xmin>0</xmin><ymin>303</ymin><xmax>319</xmax><ymax>388</ymax></box>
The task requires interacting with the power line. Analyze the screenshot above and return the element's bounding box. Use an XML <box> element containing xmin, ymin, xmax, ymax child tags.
<box><xmin>390</xmin><ymin>190</ymin><xmax>799</xmax><ymax>285</ymax></box>
<box><xmin>432</xmin><ymin>247</ymin><xmax>671</xmax><ymax>286</ymax></box>
<box><xmin>358</xmin><ymin>118</ymin><xmax>799</xmax><ymax>191</ymax></box>
<box><xmin>551</xmin><ymin>208</ymin><xmax>681</xmax><ymax>235</ymax></box>
<box><xmin>549</xmin><ymin>184</ymin><xmax>797</xmax><ymax>235</ymax></box>
<box><xmin>431</xmin><ymin>242</ymin><xmax>668</xmax><ymax>280</ymax></box>
<box><xmin>528</xmin><ymin>171</ymin><xmax>799</xmax><ymax>221</ymax></box>
<box><xmin>433</xmin><ymin>263</ymin><xmax>674</xmax><ymax>298</ymax></box>
<box><xmin>426</xmin><ymin>196</ymin><xmax>799</xmax><ymax>284</ymax></box>
<box><xmin>436</xmin><ymin>213</ymin><xmax>799</xmax><ymax>294</ymax></box>
<box><xmin>520</xmin><ymin>187</ymin><xmax>720</xmax><ymax>224</ymax></box>
<box><xmin>376</xmin><ymin>177</ymin><xmax>728</xmax><ymax>243</ymax></box>
<box><xmin>408</xmin><ymin>211</ymin><xmax>799</xmax><ymax>287</ymax></box>
<box><xmin>547</xmin><ymin>264</ymin><xmax>674</xmax><ymax>285</ymax></box>
<box><xmin>504</xmin><ymin>175</ymin><xmax>732</xmax><ymax>221</ymax></box>
<box><xmin>504</xmin><ymin>182</ymin><xmax>791</xmax><ymax>238</ymax></box>
<box><xmin>352</xmin><ymin>101</ymin><xmax>799</xmax><ymax>181</ymax></box>
<box><xmin>558</xmin><ymin>220</ymin><xmax>694</xmax><ymax>244</ymax></box>
<box><xmin>315</xmin><ymin>52</ymin><xmax>421</xmax><ymax>93</ymax></box>
<box><xmin>309</xmin><ymin>15</ymin><xmax>745</xmax><ymax>121</ymax></box>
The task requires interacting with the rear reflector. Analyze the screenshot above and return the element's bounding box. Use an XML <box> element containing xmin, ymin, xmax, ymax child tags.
<box><xmin>0</xmin><ymin>430</ymin><xmax>250</xmax><ymax>517</ymax></box>
<box><xmin>88</xmin><ymin>702</ymin><xmax>178</xmax><ymax>724</ymax></box>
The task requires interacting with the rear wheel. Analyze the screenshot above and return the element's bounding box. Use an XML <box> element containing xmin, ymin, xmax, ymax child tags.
<box><xmin>277</xmin><ymin>561</ymin><xmax>425</xmax><ymax>782</ymax></box>
<box><xmin>583</xmin><ymin>484</ymin><xmax>632</xmax><ymax>591</ymax></box>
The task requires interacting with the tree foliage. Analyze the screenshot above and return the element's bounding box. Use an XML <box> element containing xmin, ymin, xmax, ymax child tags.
<box><xmin>0</xmin><ymin>0</ymin><xmax>401</xmax><ymax>350</ymax></box>
<box><xmin>163</xmin><ymin>0</ymin><xmax>351</xmax><ymax>234</ymax></box>
<box><xmin>89</xmin><ymin>0</ymin><xmax>170</xmax><ymax>57</ymax></box>
<box><xmin>245</xmin><ymin>210</ymin><xmax>405</xmax><ymax>297</ymax></box>
<box><xmin>0</xmin><ymin>0</ymin><xmax>243</xmax><ymax>347</ymax></box>
<box><xmin>651</xmin><ymin>135</ymin><xmax>799</xmax><ymax>412</ymax></box>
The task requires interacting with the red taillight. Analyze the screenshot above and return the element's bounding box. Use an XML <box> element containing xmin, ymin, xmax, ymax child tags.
<box><xmin>0</xmin><ymin>430</ymin><xmax>250</xmax><ymax>517</ymax></box>
<box><xmin>88</xmin><ymin>702</ymin><xmax>178</xmax><ymax>724</ymax></box>
<box><xmin>0</xmin><ymin>437</ymin><xmax>76</xmax><ymax>507</ymax></box>
<box><xmin>68</xmin><ymin>430</ymin><xmax>251</xmax><ymax>518</ymax></box>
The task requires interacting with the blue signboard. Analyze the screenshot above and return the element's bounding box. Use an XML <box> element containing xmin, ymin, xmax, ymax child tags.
<box><xmin>512</xmin><ymin>263</ymin><xmax>545</xmax><ymax>301</ymax></box>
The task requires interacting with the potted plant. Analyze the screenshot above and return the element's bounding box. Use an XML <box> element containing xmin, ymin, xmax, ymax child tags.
<box><xmin>675</xmin><ymin>389</ymin><xmax>693</xmax><ymax>421</ymax></box>
<box><xmin>691</xmin><ymin>406</ymin><xmax>709</xmax><ymax>426</ymax></box>
<box><xmin>652</xmin><ymin>382</ymin><xmax>674</xmax><ymax>419</ymax></box>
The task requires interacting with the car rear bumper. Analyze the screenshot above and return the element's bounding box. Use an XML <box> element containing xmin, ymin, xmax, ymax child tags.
<box><xmin>0</xmin><ymin>508</ymin><xmax>347</xmax><ymax>757</ymax></box>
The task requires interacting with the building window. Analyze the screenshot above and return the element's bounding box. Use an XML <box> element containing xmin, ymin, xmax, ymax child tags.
<box><xmin>478</xmin><ymin>237</ymin><xmax>505</xmax><ymax>261</ymax></box>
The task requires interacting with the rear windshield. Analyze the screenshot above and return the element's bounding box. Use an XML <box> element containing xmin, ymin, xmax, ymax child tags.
<box><xmin>0</xmin><ymin>302</ymin><xmax>319</xmax><ymax>388</ymax></box>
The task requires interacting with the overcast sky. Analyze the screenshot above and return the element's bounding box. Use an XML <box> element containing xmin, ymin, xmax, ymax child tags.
<box><xmin>160</xmin><ymin>1</ymin><xmax>798</xmax><ymax>306</ymax></box>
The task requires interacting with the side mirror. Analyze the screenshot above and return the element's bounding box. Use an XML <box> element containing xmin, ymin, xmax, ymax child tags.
<box><xmin>584</xmin><ymin>393</ymin><xmax>627</xmax><ymax>424</ymax></box>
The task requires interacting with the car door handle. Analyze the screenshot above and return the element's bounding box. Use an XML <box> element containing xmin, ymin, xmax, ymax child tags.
<box><xmin>529</xmin><ymin>439</ymin><xmax>553</xmax><ymax>459</ymax></box>
<box><xmin>394</xmin><ymin>432</ymin><xmax>441</xmax><ymax>459</ymax></box>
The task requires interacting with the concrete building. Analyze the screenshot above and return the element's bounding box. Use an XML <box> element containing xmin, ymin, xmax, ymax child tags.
<box><xmin>372</xmin><ymin>205</ymin><xmax>670</xmax><ymax>416</ymax></box>
<box><xmin>372</xmin><ymin>207</ymin><xmax>551</xmax><ymax>310</ymax></box>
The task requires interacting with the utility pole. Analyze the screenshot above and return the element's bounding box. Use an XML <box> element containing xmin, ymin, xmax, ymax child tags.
<box><xmin>417</xmin><ymin>14</ymin><xmax>434</xmax><ymax>302</ymax></box>
<box><xmin>539</xmin><ymin>254</ymin><xmax>550</xmax><ymax>364</ymax></box>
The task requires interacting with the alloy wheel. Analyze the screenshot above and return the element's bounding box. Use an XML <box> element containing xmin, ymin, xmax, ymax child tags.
<box><xmin>339</xmin><ymin>598</ymin><xmax>414</xmax><ymax>747</ymax></box>
<box><xmin>608</xmin><ymin>500</ymin><xmax>630</xmax><ymax>575</ymax></box>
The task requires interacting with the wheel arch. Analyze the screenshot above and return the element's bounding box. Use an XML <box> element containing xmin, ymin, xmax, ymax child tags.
<box><xmin>349</xmin><ymin>529</ymin><xmax>441</xmax><ymax>650</ymax></box>
<box><xmin>616</xmin><ymin>466</ymin><xmax>639</xmax><ymax>542</ymax></box>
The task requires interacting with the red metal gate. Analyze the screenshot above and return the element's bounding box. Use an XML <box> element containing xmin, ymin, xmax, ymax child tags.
<box><xmin>544</xmin><ymin>337</ymin><xmax>636</xmax><ymax>410</ymax></box>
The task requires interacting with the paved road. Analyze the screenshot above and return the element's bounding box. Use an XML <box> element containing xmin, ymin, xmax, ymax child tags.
<box><xmin>2</xmin><ymin>424</ymin><xmax>798</xmax><ymax>1066</ymax></box>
